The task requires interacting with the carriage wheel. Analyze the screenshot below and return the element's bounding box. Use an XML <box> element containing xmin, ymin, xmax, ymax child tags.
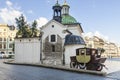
<box><xmin>70</xmin><ymin>62</ymin><xmax>78</xmax><ymax>68</ymax></box>
<box><xmin>96</xmin><ymin>65</ymin><xmax>103</xmax><ymax>71</ymax></box>
<box><xmin>86</xmin><ymin>63</ymin><xmax>103</xmax><ymax>71</ymax></box>
<box><xmin>79</xmin><ymin>63</ymin><xmax>86</xmax><ymax>69</ymax></box>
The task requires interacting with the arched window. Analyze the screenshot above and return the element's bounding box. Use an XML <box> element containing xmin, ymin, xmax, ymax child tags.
<box><xmin>51</xmin><ymin>35</ymin><xmax>56</xmax><ymax>42</ymax></box>
<box><xmin>10</xmin><ymin>38</ymin><xmax>12</xmax><ymax>41</ymax></box>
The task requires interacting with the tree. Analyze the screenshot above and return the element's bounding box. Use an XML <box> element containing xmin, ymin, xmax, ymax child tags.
<box><xmin>15</xmin><ymin>14</ymin><xmax>32</xmax><ymax>38</ymax></box>
<box><xmin>31</xmin><ymin>20</ymin><xmax>38</xmax><ymax>37</ymax></box>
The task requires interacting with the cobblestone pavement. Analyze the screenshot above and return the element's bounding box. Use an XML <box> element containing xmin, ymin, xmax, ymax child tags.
<box><xmin>103</xmin><ymin>60</ymin><xmax>120</xmax><ymax>74</ymax></box>
<box><xmin>0</xmin><ymin>59</ymin><xmax>120</xmax><ymax>80</ymax></box>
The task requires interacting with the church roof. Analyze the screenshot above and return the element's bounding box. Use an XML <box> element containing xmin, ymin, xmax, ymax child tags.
<box><xmin>54</xmin><ymin>3</ymin><xmax>61</xmax><ymax>7</ymax></box>
<box><xmin>62</xmin><ymin>1</ymin><xmax>70</xmax><ymax>7</ymax></box>
<box><xmin>64</xmin><ymin>34</ymin><xmax>85</xmax><ymax>45</ymax></box>
<box><xmin>62</xmin><ymin>14</ymin><xmax>77</xmax><ymax>25</ymax></box>
<box><xmin>54</xmin><ymin>0</ymin><xmax>61</xmax><ymax>7</ymax></box>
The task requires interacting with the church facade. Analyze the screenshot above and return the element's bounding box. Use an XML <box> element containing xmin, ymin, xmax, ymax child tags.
<box><xmin>15</xmin><ymin>1</ymin><xmax>86</xmax><ymax>65</ymax></box>
<box><xmin>41</xmin><ymin>1</ymin><xmax>85</xmax><ymax>65</ymax></box>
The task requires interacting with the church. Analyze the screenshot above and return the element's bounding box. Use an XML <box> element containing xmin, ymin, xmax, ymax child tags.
<box><xmin>15</xmin><ymin>0</ymin><xmax>86</xmax><ymax>65</ymax></box>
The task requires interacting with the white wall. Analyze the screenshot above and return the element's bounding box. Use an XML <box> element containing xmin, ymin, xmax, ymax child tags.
<box><xmin>64</xmin><ymin>44</ymin><xmax>85</xmax><ymax>64</ymax></box>
<box><xmin>67</xmin><ymin>26</ymin><xmax>81</xmax><ymax>36</ymax></box>
<box><xmin>15</xmin><ymin>38</ymin><xmax>40</xmax><ymax>64</ymax></box>
<box><xmin>42</xmin><ymin>20</ymin><xmax>67</xmax><ymax>41</ymax></box>
<box><xmin>42</xmin><ymin>20</ymin><xmax>67</xmax><ymax>59</ymax></box>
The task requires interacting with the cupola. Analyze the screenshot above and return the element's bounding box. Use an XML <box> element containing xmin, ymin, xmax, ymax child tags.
<box><xmin>52</xmin><ymin>0</ymin><xmax>62</xmax><ymax>23</ymax></box>
<box><xmin>62</xmin><ymin>0</ymin><xmax>70</xmax><ymax>15</ymax></box>
<box><xmin>61</xmin><ymin>0</ymin><xmax>78</xmax><ymax>25</ymax></box>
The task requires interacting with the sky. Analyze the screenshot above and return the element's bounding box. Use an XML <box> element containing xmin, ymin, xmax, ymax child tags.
<box><xmin>0</xmin><ymin>0</ymin><xmax>120</xmax><ymax>44</ymax></box>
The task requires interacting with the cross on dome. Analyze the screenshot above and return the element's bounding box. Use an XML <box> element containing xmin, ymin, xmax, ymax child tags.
<box><xmin>64</xmin><ymin>0</ymin><xmax>66</xmax><ymax>3</ymax></box>
<box><xmin>56</xmin><ymin>0</ymin><xmax>58</xmax><ymax>4</ymax></box>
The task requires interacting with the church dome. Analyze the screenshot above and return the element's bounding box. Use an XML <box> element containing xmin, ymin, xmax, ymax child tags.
<box><xmin>53</xmin><ymin>0</ymin><xmax>60</xmax><ymax>7</ymax></box>
<box><xmin>64</xmin><ymin>34</ymin><xmax>85</xmax><ymax>45</ymax></box>
<box><xmin>62</xmin><ymin>14</ymin><xmax>77</xmax><ymax>24</ymax></box>
<box><xmin>62</xmin><ymin>1</ymin><xmax>70</xmax><ymax>7</ymax></box>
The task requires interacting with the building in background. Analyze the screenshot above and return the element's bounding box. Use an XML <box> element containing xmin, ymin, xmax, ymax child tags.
<box><xmin>108</xmin><ymin>43</ymin><xmax>118</xmax><ymax>57</ymax></box>
<box><xmin>118</xmin><ymin>46</ymin><xmax>120</xmax><ymax>56</ymax></box>
<box><xmin>84</xmin><ymin>36</ymin><xmax>104</xmax><ymax>49</ymax></box>
<box><xmin>83</xmin><ymin>35</ymin><xmax>120</xmax><ymax>57</ymax></box>
<box><xmin>0</xmin><ymin>24</ymin><xmax>17</xmax><ymax>55</ymax></box>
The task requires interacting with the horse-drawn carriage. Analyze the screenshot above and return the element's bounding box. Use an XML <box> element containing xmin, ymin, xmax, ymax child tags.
<box><xmin>70</xmin><ymin>48</ymin><xmax>107</xmax><ymax>71</ymax></box>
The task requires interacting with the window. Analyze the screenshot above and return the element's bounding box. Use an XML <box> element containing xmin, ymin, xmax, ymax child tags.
<box><xmin>65</xmin><ymin>8</ymin><xmax>67</xmax><ymax>13</ymax></box>
<box><xmin>0</xmin><ymin>44</ymin><xmax>2</xmax><ymax>49</ymax></box>
<box><xmin>9</xmin><ymin>38</ymin><xmax>12</xmax><ymax>41</ymax></box>
<box><xmin>51</xmin><ymin>35</ymin><xmax>56</xmax><ymax>42</ymax></box>
<box><xmin>9</xmin><ymin>52</ymin><xmax>12</xmax><ymax>54</ymax></box>
<box><xmin>52</xmin><ymin>25</ymin><xmax>54</xmax><ymax>28</ymax></box>
<box><xmin>52</xmin><ymin>45</ymin><xmax>55</xmax><ymax>52</ymax></box>
<box><xmin>4</xmin><ymin>29</ymin><xmax>6</xmax><ymax>31</ymax></box>
<box><xmin>4</xmin><ymin>38</ymin><xmax>6</xmax><ymax>41</ymax></box>
<box><xmin>9</xmin><ymin>44</ymin><xmax>13</xmax><ymax>48</ymax></box>
<box><xmin>0</xmin><ymin>38</ymin><xmax>2</xmax><ymax>41</ymax></box>
<box><xmin>4</xmin><ymin>44</ymin><xmax>6</xmax><ymax>49</ymax></box>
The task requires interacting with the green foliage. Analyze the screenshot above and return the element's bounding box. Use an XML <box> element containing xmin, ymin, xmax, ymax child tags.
<box><xmin>15</xmin><ymin>14</ymin><xmax>39</xmax><ymax>38</ymax></box>
<box><xmin>31</xmin><ymin>20</ymin><xmax>38</xmax><ymax>37</ymax></box>
<box><xmin>101</xmin><ymin>48</ymin><xmax>105</xmax><ymax>53</ymax></box>
<box><xmin>97</xmin><ymin>48</ymin><xmax>105</xmax><ymax>53</ymax></box>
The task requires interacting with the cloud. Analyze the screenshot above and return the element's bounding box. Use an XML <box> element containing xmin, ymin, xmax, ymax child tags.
<box><xmin>27</xmin><ymin>10</ymin><xmax>33</xmax><ymax>14</ymax></box>
<box><xmin>6</xmin><ymin>0</ymin><xmax>13</xmax><ymax>6</ymax></box>
<box><xmin>0</xmin><ymin>0</ymin><xmax>22</xmax><ymax>25</ymax></box>
<box><xmin>82</xmin><ymin>31</ymin><xmax>109</xmax><ymax>42</ymax></box>
<box><xmin>47</xmin><ymin>0</ymin><xmax>50</xmax><ymax>3</ymax></box>
<box><xmin>36</xmin><ymin>17</ymin><xmax>48</xmax><ymax>28</ymax></box>
<box><xmin>82</xmin><ymin>32</ymin><xmax>93</xmax><ymax>38</ymax></box>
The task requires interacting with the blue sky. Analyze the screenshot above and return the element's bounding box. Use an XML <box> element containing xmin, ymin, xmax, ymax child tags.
<box><xmin>0</xmin><ymin>0</ymin><xmax>120</xmax><ymax>44</ymax></box>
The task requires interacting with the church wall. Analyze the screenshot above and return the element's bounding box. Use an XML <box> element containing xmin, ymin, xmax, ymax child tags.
<box><xmin>41</xmin><ymin>21</ymin><xmax>85</xmax><ymax>65</ymax></box>
<box><xmin>64</xmin><ymin>44</ymin><xmax>85</xmax><ymax>65</ymax></box>
<box><xmin>15</xmin><ymin>38</ymin><xmax>40</xmax><ymax>63</ymax></box>
<box><xmin>41</xmin><ymin>21</ymin><xmax>67</xmax><ymax>65</ymax></box>
<box><xmin>42</xmin><ymin>21</ymin><xmax>67</xmax><ymax>41</ymax></box>
<box><xmin>67</xmin><ymin>25</ymin><xmax>82</xmax><ymax>36</ymax></box>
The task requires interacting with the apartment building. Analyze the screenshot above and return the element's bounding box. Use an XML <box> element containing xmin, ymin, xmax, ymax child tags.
<box><xmin>84</xmin><ymin>35</ymin><xmax>120</xmax><ymax>57</ymax></box>
<box><xmin>0</xmin><ymin>24</ymin><xmax>17</xmax><ymax>55</ymax></box>
<box><xmin>84</xmin><ymin>36</ymin><xmax>104</xmax><ymax>49</ymax></box>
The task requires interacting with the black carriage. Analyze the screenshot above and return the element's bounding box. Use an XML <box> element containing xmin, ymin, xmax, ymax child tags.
<box><xmin>70</xmin><ymin>48</ymin><xmax>106</xmax><ymax>71</ymax></box>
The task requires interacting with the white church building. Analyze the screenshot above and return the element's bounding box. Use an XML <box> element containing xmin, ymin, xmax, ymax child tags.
<box><xmin>15</xmin><ymin>0</ymin><xmax>86</xmax><ymax>65</ymax></box>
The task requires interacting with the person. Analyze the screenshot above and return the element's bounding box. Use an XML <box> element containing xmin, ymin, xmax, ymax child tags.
<box><xmin>91</xmin><ymin>50</ymin><xmax>100</xmax><ymax>63</ymax></box>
